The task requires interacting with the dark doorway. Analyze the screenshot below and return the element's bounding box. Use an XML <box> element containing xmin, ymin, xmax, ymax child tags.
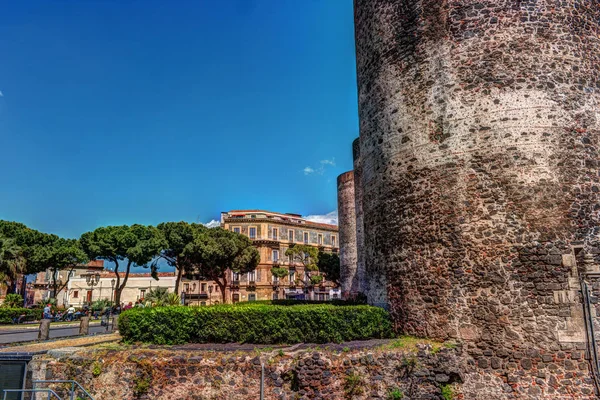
<box><xmin>0</xmin><ymin>358</ymin><xmax>29</xmax><ymax>400</ymax></box>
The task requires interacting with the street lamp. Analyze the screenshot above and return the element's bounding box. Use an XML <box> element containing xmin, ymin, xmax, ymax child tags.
<box><xmin>85</xmin><ymin>273</ymin><xmax>100</xmax><ymax>287</ymax></box>
<box><xmin>83</xmin><ymin>272</ymin><xmax>100</xmax><ymax>305</ymax></box>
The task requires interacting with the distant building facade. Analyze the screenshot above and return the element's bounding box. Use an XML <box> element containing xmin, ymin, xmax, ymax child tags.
<box><xmin>217</xmin><ymin>210</ymin><xmax>340</xmax><ymax>303</ymax></box>
<box><xmin>32</xmin><ymin>260</ymin><xmax>105</xmax><ymax>306</ymax></box>
<box><xmin>66</xmin><ymin>271</ymin><xmax>177</xmax><ymax>307</ymax></box>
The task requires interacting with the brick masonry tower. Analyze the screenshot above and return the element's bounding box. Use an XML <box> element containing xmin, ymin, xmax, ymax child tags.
<box><xmin>352</xmin><ymin>137</ymin><xmax>368</xmax><ymax>298</ymax></box>
<box><xmin>355</xmin><ymin>0</ymin><xmax>600</xmax><ymax>398</ymax></box>
<box><xmin>337</xmin><ymin>171</ymin><xmax>359</xmax><ymax>297</ymax></box>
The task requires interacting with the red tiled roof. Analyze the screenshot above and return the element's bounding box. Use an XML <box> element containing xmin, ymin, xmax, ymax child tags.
<box><xmin>86</xmin><ymin>260</ymin><xmax>104</xmax><ymax>268</ymax></box>
<box><xmin>93</xmin><ymin>271</ymin><xmax>176</xmax><ymax>278</ymax></box>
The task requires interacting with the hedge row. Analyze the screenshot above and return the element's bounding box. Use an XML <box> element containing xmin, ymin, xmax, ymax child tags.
<box><xmin>234</xmin><ymin>299</ymin><xmax>367</xmax><ymax>307</ymax></box>
<box><xmin>0</xmin><ymin>308</ymin><xmax>43</xmax><ymax>324</ymax></box>
<box><xmin>118</xmin><ymin>304</ymin><xmax>393</xmax><ymax>345</ymax></box>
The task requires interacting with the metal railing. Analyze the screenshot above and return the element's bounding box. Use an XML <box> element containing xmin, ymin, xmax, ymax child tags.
<box><xmin>2</xmin><ymin>388</ymin><xmax>62</xmax><ymax>400</ymax></box>
<box><xmin>33</xmin><ymin>380</ymin><xmax>94</xmax><ymax>400</ymax></box>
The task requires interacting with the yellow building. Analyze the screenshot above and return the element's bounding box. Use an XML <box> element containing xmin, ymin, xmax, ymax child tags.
<box><xmin>179</xmin><ymin>210</ymin><xmax>340</xmax><ymax>304</ymax></box>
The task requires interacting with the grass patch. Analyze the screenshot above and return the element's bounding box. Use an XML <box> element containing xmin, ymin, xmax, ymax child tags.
<box><xmin>343</xmin><ymin>372</ymin><xmax>364</xmax><ymax>399</ymax></box>
<box><xmin>378</xmin><ymin>336</ymin><xmax>444</xmax><ymax>353</ymax></box>
<box><xmin>91</xmin><ymin>361</ymin><xmax>102</xmax><ymax>377</ymax></box>
<box><xmin>387</xmin><ymin>387</ymin><xmax>404</xmax><ymax>400</ymax></box>
<box><xmin>441</xmin><ymin>384</ymin><xmax>455</xmax><ymax>400</ymax></box>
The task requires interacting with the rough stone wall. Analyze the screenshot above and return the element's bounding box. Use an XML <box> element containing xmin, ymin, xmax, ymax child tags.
<box><xmin>353</xmin><ymin>137</ymin><xmax>368</xmax><ymax>297</ymax></box>
<box><xmin>337</xmin><ymin>171</ymin><xmax>359</xmax><ymax>297</ymax></box>
<box><xmin>27</xmin><ymin>342</ymin><xmax>466</xmax><ymax>400</ymax></box>
<box><xmin>354</xmin><ymin>0</ymin><xmax>600</xmax><ymax>398</ymax></box>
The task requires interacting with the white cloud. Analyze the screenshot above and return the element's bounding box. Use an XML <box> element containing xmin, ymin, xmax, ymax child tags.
<box><xmin>0</xmin><ymin>91</ymin><xmax>4</xmax><ymax>97</ymax></box>
<box><xmin>203</xmin><ymin>219</ymin><xmax>221</xmax><ymax>228</ymax></box>
<box><xmin>303</xmin><ymin>158</ymin><xmax>336</xmax><ymax>176</ymax></box>
<box><xmin>304</xmin><ymin>210</ymin><xmax>338</xmax><ymax>226</ymax></box>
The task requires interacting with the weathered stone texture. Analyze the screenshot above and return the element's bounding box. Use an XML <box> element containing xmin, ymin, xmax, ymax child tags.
<box><xmin>355</xmin><ymin>0</ymin><xmax>600</xmax><ymax>398</ymax></box>
<box><xmin>337</xmin><ymin>171</ymin><xmax>359</xmax><ymax>296</ymax></box>
<box><xmin>353</xmin><ymin>137</ymin><xmax>368</xmax><ymax>296</ymax></box>
<box><xmin>27</xmin><ymin>342</ymin><xmax>467</xmax><ymax>400</ymax></box>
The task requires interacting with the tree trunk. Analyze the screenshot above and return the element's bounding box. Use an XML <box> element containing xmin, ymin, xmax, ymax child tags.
<box><xmin>116</xmin><ymin>260</ymin><xmax>133</xmax><ymax>307</ymax></box>
<box><xmin>52</xmin><ymin>270</ymin><xmax>58</xmax><ymax>299</ymax></box>
<box><xmin>174</xmin><ymin>263</ymin><xmax>184</xmax><ymax>295</ymax></box>
<box><xmin>7</xmin><ymin>281</ymin><xmax>16</xmax><ymax>294</ymax></box>
<box><xmin>216</xmin><ymin>276</ymin><xmax>227</xmax><ymax>304</ymax></box>
<box><xmin>113</xmin><ymin>260</ymin><xmax>121</xmax><ymax>306</ymax></box>
<box><xmin>56</xmin><ymin>268</ymin><xmax>74</xmax><ymax>303</ymax></box>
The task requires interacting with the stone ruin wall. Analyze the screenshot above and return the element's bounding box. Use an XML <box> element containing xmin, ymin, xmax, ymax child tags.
<box><xmin>354</xmin><ymin>0</ymin><xmax>600</xmax><ymax>398</ymax></box>
<box><xmin>337</xmin><ymin>170</ymin><xmax>359</xmax><ymax>296</ymax></box>
<box><xmin>27</xmin><ymin>343</ymin><xmax>467</xmax><ymax>400</ymax></box>
<box><xmin>353</xmin><ymin>137</ymin><xmax>368</xmax><ymax>297</ymax></box>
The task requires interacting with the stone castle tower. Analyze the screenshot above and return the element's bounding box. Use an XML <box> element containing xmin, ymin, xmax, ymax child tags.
<box><xmin>345</xmin><ymin>0</ymin><xmax>600</xmax><ymax>398</ymax></box>
<box><xmin>337</xmin><ymin>170</ymin><xmax>359</xmax><ymax>297</ymax></box>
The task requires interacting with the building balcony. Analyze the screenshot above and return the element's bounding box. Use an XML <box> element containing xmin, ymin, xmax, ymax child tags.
<box><xmin>231</xmin><ymin>280</ymin><xmax>240</xmax><ymax>288</ymax></box>
<box><xmin>185</xmin><ymin>292</ymin><xmax>209</xmax><ymax>300</ymax></box>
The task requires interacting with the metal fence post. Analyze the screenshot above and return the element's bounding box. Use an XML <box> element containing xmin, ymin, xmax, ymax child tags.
<box><xmin>38</xmin><ymin>319</ymin><xmax>51</xmax><ymax>340</ymax></box>
<box><xmin>260</xmin><ymin>362</ymin><xmax>264</xmax><ymax>400</ymax></box>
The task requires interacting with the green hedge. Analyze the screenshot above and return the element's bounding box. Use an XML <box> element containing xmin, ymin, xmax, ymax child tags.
<box><xmin>119</xmin><ymin>304</ymin><xmax>393</xmax><ymax>345</ymax></box>
<box><xmin>0</xmin><ymin>308</ymin><xmax>43</xmax><ymax>324</ymax></box>
<box><xmin>234</xmin><ymin>299</ymin><xmax>367</xmax><ymax>306</ymax></box>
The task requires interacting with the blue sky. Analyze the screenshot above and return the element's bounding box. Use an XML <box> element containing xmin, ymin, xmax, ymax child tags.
<box><xmin>0</xmin><ymin>0</ymin><xmax>358</xmax><ymax>239</ymax></box>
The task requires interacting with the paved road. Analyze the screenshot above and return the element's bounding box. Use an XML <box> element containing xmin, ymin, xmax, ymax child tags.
<box><xmin>0</xmin><ymin>324</ymin><xmax>108</xmax><ymax>344</ymax></box>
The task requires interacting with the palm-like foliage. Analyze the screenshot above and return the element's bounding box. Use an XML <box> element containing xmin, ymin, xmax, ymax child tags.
<box><xmin>0</xmin><ymin>237</ymin><xmax>25</xmax><ymax>292</ymax></box>
<box><xmin>144</xmin><ymin>287</ymin><xmax>180</xmax><ymax>307</ymax></box>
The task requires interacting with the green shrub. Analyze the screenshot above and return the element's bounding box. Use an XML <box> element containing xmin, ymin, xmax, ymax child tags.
<box><xmin>0</xmin><ymin>308</ymin><xmax>43</xmax><ymax>324</ymax></box>
<box><xmin>387</xmin><ymin>388</ymin><xmax>404</xmax><ymax>400</ymax></box>
<box><xmin>441</xmin><ymin>384</ymin><xmax>455</xmax><ymax>400</ymax></box>
<box><xmin>119</xmin><ymin>304</ymin><xmax>393</xmax><ymax>345</ymax></box>
<box><xmin>92</xmin><ymin>362</ymin><xmax>102</xmax><ymax>377</ymax></box>
<box><xmin>344</xmin><ymin>372</ymin><xmax>364</xmax><ymax>398</ymax></box>
<box><xmin>3</xmin><ymin>294</ymin><xmax>24</xmax><ymax>308</ymax></box>
<box><xmin>90</xmin><ymin>299</ymin><xmax>112</xmax><ymax>311</ymax></box>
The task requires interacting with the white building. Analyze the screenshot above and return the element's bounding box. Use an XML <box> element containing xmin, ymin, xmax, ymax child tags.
<box><xmin>65</xmin><ymin>271</ymin><xmax>177</xmax><ymax>307</ymax></box>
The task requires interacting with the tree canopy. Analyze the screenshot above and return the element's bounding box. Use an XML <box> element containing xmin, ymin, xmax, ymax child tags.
<box><xmin>271</xmin><ymin>267</ymin><xmax>289</xmax><ymax>280</ymax></box>
<box><xmin>80</xmin><ymin>224</ymin><xmax>165</xmax><ymax>305</ymax></box>
<box><xmin>30</xmin><ymin>238</ymin><xmax>88</xmax><ymax>299</ymax></box>
<box><xmin>0</xmin><ymin>237</ymin><xmax>25</xmax><ymax>293</ymax></box>
<box><xmin>317</xmin><ymin>252</ymin><xmax>340</xmax><ymax>286</ymax></box>
<box><xmin>185</xmin><ymin>227</ymin><xmax>260</xmax><ymax>303</ymax></box>
<box><xmin>0</xmin><ymin>220</ymin><xmax>59</xmax><ymax>275</ymax></box>
<box><xmin>285</xmin><ymin>244</ymin><xmax>319</xmax><ymax>271</ymax></box>
<box><xmin>156</xmin><ymin>221</ymin><xmax>207</xmax><ymax>294</ymax></box>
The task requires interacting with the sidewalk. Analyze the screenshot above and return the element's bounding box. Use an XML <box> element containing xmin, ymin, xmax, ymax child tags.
<box><xmin>0</xmin><ymin>320</ymin><xmax>102</xmax><ymax>333</ymax></box>
<box><xmin>0</xmin><ymin>332</ymin><xmax>120</xmax><ymax>354</ymax></box>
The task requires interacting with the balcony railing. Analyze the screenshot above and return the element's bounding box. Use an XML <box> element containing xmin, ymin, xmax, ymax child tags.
<box><xmin>185</xmin><ymin>292</ymin><xmax>209</xmax><ymax>300</ymax></box>
<box><xmin>231</xmin><ymin>280</ymin><xmax>240</xmax><ymax>287</ymax></box>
